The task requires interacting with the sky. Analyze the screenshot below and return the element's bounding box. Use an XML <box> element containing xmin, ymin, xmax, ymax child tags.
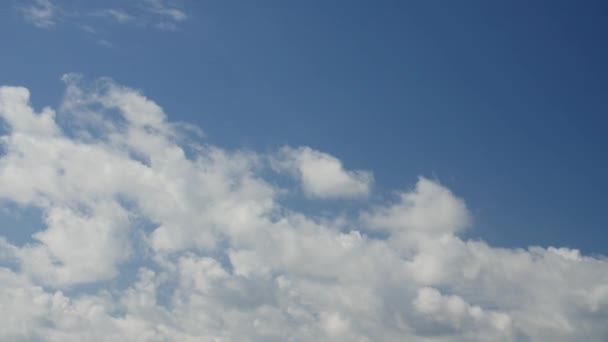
<box><xmin>0</xmin><ymin>1</ymin><xmax>608</xmax><ymax>341</ymax></box>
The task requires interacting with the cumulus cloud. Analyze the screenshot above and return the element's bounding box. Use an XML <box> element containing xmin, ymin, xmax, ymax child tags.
<box><xmin>363</xmin><ymin>176</ymin><xmax>470</xmax><ymax>235</ymax></box>
<box><xmin>0</xmin><ymin>76</ymin><xmax>608</xmax><ymax>341</ymax></box>
<box><xmin>275</xmin><ymin>146</ymin><xmax>374</xmax><ymax>199</ymax></box>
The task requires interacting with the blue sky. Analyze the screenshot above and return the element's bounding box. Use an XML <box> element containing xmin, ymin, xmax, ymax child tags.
<box><xmin>2</xmin><ymin>1</ymin><xmax>607</xmax><ymax>253</ymax></box>
<box><xmin>1</xmin><ymin>1</ymin><xmax>608</xmax><ymax>340</ymax></box>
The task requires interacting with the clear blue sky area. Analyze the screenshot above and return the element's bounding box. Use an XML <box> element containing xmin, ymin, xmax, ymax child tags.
<box><xmin>1</xmin><ymin>1</ymin><xmax>607</xmax><ymax>253</ymax></box>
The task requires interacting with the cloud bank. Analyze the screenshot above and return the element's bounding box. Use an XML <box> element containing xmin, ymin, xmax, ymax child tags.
<box><xmin>0</xmin><ymin>76</ymin><xmax>607</xmax><ymax>341</ymax></box>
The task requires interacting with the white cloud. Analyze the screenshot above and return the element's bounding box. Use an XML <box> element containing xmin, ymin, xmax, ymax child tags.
<box><xmin>275</xmin><ymin>146</ymin><xmax>374</xmax><ymax>199</ymax></box>
<box><xmin>363</xmin><ymin>176</ymin><xmax>471</xmax><ymax>235</ymax></box>
<box><xmin>21</xmin><ymin>0</ymin><xmax>58</xmax><ymax>28</ymax></box>
<box><xmin>144</xmin><ymin>0</ymin><xmax>187</xmax><ymax>23</ymax></box>
<box><xmin>413</xmin><ymin>287</ymin><xmax>512</xmax><ymax>333</ymax></box>
<box><xmin>20</xmin><ymin>202</ymin><xmax>132</xmax><ymax>286</ymax></box>
<box><xmin>0</xmin><ymin>76</ymin><xmax>608</xmax><ymax>340</ymax></box>
<box><xmin>92</xmin><ymin>9</ymin><xmax>135</xmax><ymax>24</ymax></box>
<box><xmin>19</xmin><ymin>0</ymin><xmax>188</xmax><ymax>36</ymax></box>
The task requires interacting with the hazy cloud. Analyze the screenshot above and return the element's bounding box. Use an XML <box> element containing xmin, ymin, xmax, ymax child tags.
<box><xmin>92</xmin><ymin>8</ymin><xmax>135</xmax><ymax>24</ymax></box>
<box><xmin>20</xmin><ymin>0</ymin><xmax>58</xmax><ymax>28</ymax></box>
<box><xmin>19</xmin><ymin>0</ymin><xmax>187</xmax><ymax>34</ymax></box>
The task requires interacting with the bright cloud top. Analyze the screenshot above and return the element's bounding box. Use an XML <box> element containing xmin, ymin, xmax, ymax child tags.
<box><xmin>0</xmin><ymin>76</ymin><xmax>607</xmax><ymax>341</ymax></box>
<box><xmin>275</xmin><ymin>146</ymin><xmax>373</xmax><ymax>199</ymax></box>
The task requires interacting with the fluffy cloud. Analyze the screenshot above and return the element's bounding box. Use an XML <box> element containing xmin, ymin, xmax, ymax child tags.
<box><xmin>275</xmin><ymin>146</ymin><xmax>373</xmax><ymax>199</ymax></box>
<box><xmin>0</xmin><ymin>76</ymin><xmax>608</xmax><ymax>341</ymax></box>
<box><xmin>363</xmin><ymin>176</ymin><xmax>470</xmax><ymax>235</ymax></box>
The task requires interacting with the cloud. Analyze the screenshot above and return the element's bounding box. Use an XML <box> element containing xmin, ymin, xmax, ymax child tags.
<box><xmin>275</xmin><ymin>146</ymin><xmax>374</xmax><ymax>199</ymax></box>
<box><xmin>96</xmin><ymin>39</ymin><xmax>114</xmax><ymax>48</ymax></box>
<box><xmin>0</xmin><ymin>76</ymin><xmax>608</xmax><ymax>340</ymax></box>
<box><xmin>19</xmin><ymin>0</ymin><xmax>187</xmax><ymax>36</ymax></box>
<box><xmin>20</xmin><ymin>0</ymin><xmax>58</xmax><ymax>29</ymax></box>
<box><xmin>145</xmin><ymin>0</ymin><xmax>187</xmax><ymax>22</ymax></box>
<box><xmin>92</xmin><ymin>9</ymin><xmax>135</xmax><ymax>24</ymax></box>
<box><xmin>363</xmin><ymin>176</ymin><xmax>470</xmax><ymax>235</ymax></box>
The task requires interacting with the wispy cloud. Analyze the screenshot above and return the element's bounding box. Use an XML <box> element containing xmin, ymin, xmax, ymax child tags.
<box><xmin>18</xmin><ymin>0</ymin><xmax>188</xmax><ymax>36</ymax></box>
<box><xmin>20</xmin><ymin>0</ymin><xmax>58</xmax><ymax>28</ymax></box>
<box><xmin>91</xmin><ymin>8</ymin><xmax>135</xmax><ymax>24</ymax></box>
<box><xmin>96</xmin><ymin>39</ymin><xmax>113</xmax><ymax>48</ymax></box>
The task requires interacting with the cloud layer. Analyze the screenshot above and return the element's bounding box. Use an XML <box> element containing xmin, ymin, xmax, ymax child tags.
<box><xmin>0</xmin><ymin>76</ymin><xmax>607</xmax><ymax>341</ymax></box>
